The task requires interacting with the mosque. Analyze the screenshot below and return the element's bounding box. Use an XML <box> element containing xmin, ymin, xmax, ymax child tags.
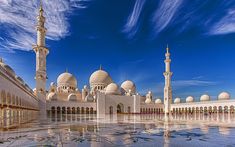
<box><xmin>0</xmin><ymin>3</ymin><xmax>235</xmax><ymax>119</ymax></box>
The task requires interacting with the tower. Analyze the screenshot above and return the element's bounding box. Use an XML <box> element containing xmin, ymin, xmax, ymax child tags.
<box><xmin>33</xmin><ymin>1</ymin><xmax>49</xmax><ymax>116</ymax></box>
<box><xmin>163</xmin><ymin>45</ymin><xmax>172</xmax><ymax>114</ymax></box>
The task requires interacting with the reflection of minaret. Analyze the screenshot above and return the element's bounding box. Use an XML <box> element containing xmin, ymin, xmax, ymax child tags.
<box><xmin>163</xmin><ymin>45</ymin><xmax>173</xmax><ymax>114</ymax></box>
<box><xmin>33</xmin><ymin>0</ymin><xmax>49</xmax><ymax>116</ymax></box>
<box><xmin>163</xmin><ymin>116</ymin><xmax>170</xmax><ymax>147</ymax></box>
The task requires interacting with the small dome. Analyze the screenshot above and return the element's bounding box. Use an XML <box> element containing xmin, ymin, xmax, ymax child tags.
<box><xmin>218</xmin><ymin>92</ymin><xmax>230</xmax><ymax>100</ymax></box>
<box><xmin>155</xmin><ymin>99</ymin><xmax>162</xmax><ymax>104</ymax></box>
<box><xmin>47</xmin><ymin>92</ymin><xmax>57</xmax><ymax>101</ymax></box>
<box><xmin>145</xmin><ymin>98</ymin><xmax>152</xmax><ymax>104</ymax></box>
<box><xmin>200</xmin><ymin>94</ymin><xmax>210</xmax><ymax>101</ymax></box>
<box><xmin>50</xmin><ymin>82</ymin><xmax>56</xmax><ymax>87</ymax></box>
<box><xmin>83</xmin><ymin>85</ymin><xmax>88</xmax><ymax>89</ymax></box>
<box><xmin>89</xmin><ymin>69</ymin><xmax>112</xmax><ymax>86</ymax></box>
<box><xmin>57</xmin><ymin>72</ymin><xmax>77</xmax><ymax>87</ymax></box>
<box><xmin>186</xmin><ymin>96</ymin><xmax>194</xmax><ymax>103</ymax></box>
<box><xmin>15</xmin><ymin>76</ymin><xmax>24</xmax><ymax>85</ymax></box>
<box><xmin>24</xmin><ymin>84</ymin><xmax>31</xmax><ymax>91</ymax></box>
<box><xmin>105</xmin><ymin>83</ymin><xmax>119</xmax><ymax>95</ymax></box>
<box><xmin>85</xmin><ymin>93</ymin><xmax>94</xmax><ymax>102</ymax></box>
<box><xmin>0</xmin><ymin>62</ymin><xmax>15</xmax><ymax>76</ymax></box>
<box><xmin>121</xmin><ymin>80</ymin><xmax>136</xmax><ymax>93</ymax></box>
<box><xmin>174</xmin><ymin>98</ymin><xmax>181</xmax><ymax>104</ymax></box>
<box><xmin>68</xmin><ymin>93</ymin><xmax>77</xmax><ymax>101</ymax></box>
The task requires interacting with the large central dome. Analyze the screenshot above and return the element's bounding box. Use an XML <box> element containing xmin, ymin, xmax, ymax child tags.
<box><xmin>57</xmin><ymin>72</ymin><xmax>77</xmax><ymax>87</ymax></box>
<box><xmin>89</xmin><ymin>69</ymin><xmax>112</xmax><ymax>86</ymax></box>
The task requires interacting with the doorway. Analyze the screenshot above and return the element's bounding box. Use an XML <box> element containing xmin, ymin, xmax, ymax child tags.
<box><xmin>117</xmin><ymin>103</ymin><xmax>124</xmax><ymax>114</ymax></box>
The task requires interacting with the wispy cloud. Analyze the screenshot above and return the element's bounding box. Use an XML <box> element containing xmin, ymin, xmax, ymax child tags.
<box><xmin>122</xmin><ymin>0</ymin><xmax>146</xmax><ymax>38</ymax></box>
<box><xmin>0</xmin><ymin>0</ymin><xmax>90</xmax><ymax>52</ymax></box>
<box><xmin>152</xmin><ymin>0</ymin><xmax>183</xmax><ymax>35</ymax></box>
<box><xmin>123</xmin><ymin>0</ymin><xmax>235</xmax><ymax>38</ymax></box>
<box><xmin>172</xmin><ymin>80</ymin><xmax>216</xmax><ymax>88</ymax></box>
<box><xmin>210</xmin><ymin>9</ymin><xmax>235</xmax><ymax>35</ymax></box>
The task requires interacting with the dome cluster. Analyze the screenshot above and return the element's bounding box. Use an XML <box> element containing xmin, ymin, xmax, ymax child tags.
<box><xmin>174</xmin><ymin>92</ymin><xmax>231</xmax><ymax>104</ymax></box>
<box><xmin>48</xmin><ymin>67</ymin><xmax>139</xmax><ymax>102</ymax></box>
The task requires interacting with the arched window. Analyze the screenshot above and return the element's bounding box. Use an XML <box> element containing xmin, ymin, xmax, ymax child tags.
<box><xmin>77</xmin><ymin>107</ymin><xmax>80</xmax><ymax>114</ymax></box>
<box><xmin>90</xmin><ymin>107</ymin><xmax>94</xmax><ymax>114</ymax></box>
<box><xmin>128</xmin><ymin>106</ymin><xmax>131</xmax><ymax>113</ymax></box>
<box><xmin>86</xmin><ymin>107</ymin><xmax>89</xmax><ymax>114</ymax></box>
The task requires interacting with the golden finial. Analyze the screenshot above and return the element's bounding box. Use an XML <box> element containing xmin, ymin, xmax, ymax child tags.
<box><xmin>65</xmin><ymin>68</ymin><xmax>68</xmax><ymax>73</ymax></box>
<box><xmin>39</xmin><ymin>0</ymin><xmax>43</xmax><ymax>12</ymax></box>
<box><xmin>99</xmin><ymin>64</ymin><xmax>102</xmax><ymax>70</ymax></box>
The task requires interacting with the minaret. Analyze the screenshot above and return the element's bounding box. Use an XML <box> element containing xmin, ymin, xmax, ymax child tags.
<box><xmin>163</xmin><ymin>45</ymin><xmax>172</xmax><ymax>115</ymax></box>
<box><xmin>33</xmin><ymin>0</ymin><xmax>49</xmax><ymax>116</ymax></box>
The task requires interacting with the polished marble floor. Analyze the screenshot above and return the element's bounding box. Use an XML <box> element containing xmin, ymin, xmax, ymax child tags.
<box><xmin>0</xmin><ymin>111</ymin><xmax>235</xmax><ymax>147</ymax></box>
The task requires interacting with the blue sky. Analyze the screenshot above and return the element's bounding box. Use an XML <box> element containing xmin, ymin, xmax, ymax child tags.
<box><xmin>0</xmin><ymin>0</ymin><xmax>235</xmax><ymax>101</ymax></box>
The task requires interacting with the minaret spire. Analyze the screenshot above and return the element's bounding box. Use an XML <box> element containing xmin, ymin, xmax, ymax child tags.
<box><xmin>163</xmin><ymin>45</ymin><xmax>173</xmax><ymax>115</ymax></box>
<box><xmin>166</xmin><ymin>44</ymin><xmax>169</xmax><ymax>53</ymax></box>
<box><xmin>33</xmin><ymin>0</ymin><xmax>49</xmax><ymax>117</ymax></box>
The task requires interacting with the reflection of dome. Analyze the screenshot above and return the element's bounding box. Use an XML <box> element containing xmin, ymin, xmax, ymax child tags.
<box><xmin>155</xmin><ymin>99</ymin><xmax>162</xmax><ymax>104</ymax></box>
<box><xmin>121</xmin><ymin>80</ymin><xmax>136</xmax><ymax>93</ymax></box>
<box><xmin>57</xmin><ymin>72</ymin><xmax>77</xmax><ymax>87</ymax></box>
<box><xmin>200</xmin><ymin>94</ymin><xmax>210</xmax><ymax>101</ymax></box>
<box><xmin>145</xmin><ymin>98</ymin><xmax>151</xmax><ymax>104</ymax></box>
<box><xmin>89</xmin><ymin>69</ymin><xmax>112</xmax><ymax>86</ymax></box>
<box><xmin>105</xmin><ymin>83</ymin><xmax>119</xmax><ymax>95</ymax></box>
<box><xmin>218</xmin><ymin>92</ymin><xmax>230</xmax><ymax>100</ymax></box>
<box><xmin>68</xmin><ymin>93</ymin><xmax>77</xmax><ymax>101</ymax></box>
<box><xmin>174</xmin><ymin>98</ymin><xmax>181</xmax><ymax>104</ymax></box>
<box><xmin>186</xmin><ymin>96</ymin><xmax>194</xmax><ymax>103</ymax></box>
<box><xmin>219</xmin><ymin>127</ymin><xmax>230</xmax><ymax>135</ymax></box>
<box><xmin>201</xmin><ymin>125</ymin><xmax>209</xmax><ymax>133</ymax></box>
<box><xmin>47</xmin><ymin>92</ymin><xmax>57</xmax><ymax>101</ymax></box>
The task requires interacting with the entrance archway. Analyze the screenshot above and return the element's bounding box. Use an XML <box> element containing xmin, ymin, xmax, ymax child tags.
<box><xmin>117</xmin><ymin>103</ymin><xmax>124</xmax><ymax>114</ymax></box>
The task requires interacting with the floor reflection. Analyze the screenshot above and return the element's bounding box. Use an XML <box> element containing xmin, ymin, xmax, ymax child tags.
<box><xmin>0</xmin><ymin>108</ymin><xmax>38</xmax><ymax>131</ymax></box>
<box><xmin>0</xmin><ymin>112</ymin><xmax>235</xmax><ymax>147</ymax></box>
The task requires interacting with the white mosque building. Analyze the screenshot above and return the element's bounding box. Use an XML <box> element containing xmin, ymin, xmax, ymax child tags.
<box><xmin>1</xmin><ymin>3</ymin><xmax>235</xmax><ymax>118</ymax></box>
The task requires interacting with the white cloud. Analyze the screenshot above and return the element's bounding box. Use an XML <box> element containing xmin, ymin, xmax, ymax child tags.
<box><xmin>209</xmin><ymin>9</ymin><xmax>235</xmax><ymax>35</ymax></box>
<box><xmin>152</xmin><ymin>0</ymin><xmax>183</xmax><ymax>34</ymax></box>
<box><xmin>122</xmin><ymin>0</ymin><xmax>146</xmax><ymax>38</ymax></box>
<box><xmin>0</xmin><ymin>0</ymin><xmax>90</xmax><ymax>52</ymax></box>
